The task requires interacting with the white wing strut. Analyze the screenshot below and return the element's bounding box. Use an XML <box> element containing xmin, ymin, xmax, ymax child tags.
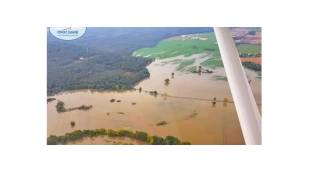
<box><xmin>214</xmin><ymin>27</ymin><xmax>262</xmax><ymax>145</ymax></box>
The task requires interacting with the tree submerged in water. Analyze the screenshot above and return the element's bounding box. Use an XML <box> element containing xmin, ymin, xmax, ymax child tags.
<box><xmin>224</xmin><ymin>97</ymin><xmax>228</xmax><ymax>103</ymax></box>
<box><xmin>156</xmin><ymin>121</ymin><xmax>168</xmax><ymax>126</ymax></box>
<box><xmin>77</xmin><ymin>105</ymin><xmax>92</xmax><ymax>110</ymax></box>
<box><xmin>212</xmin><ymin>101</ymin><xmax>216</xmax><ymax>107</ymax></box>
<box><xmin>70</xmin><ymin>121</ymin><xmax>75</xmax><ymax>127</ymax></box>
<box><xmin>164</xmin><ymin>78</ymin><xmax>170</xmax><ymax>86</ymax></box>
<box><xmin>56</xmin><ymin>101</ymin><xmax>66</xmax><ymax>112</ymax></box>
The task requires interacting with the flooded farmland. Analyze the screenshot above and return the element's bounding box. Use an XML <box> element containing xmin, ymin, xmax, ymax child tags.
<box><xmin>47</xmin><ymin>53</ymin><xmax>261</xmax><ymax>145</ymax></box>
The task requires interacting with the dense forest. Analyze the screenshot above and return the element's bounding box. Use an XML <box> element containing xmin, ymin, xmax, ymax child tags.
<box><xmin>47</xmin><ymin>128</ymin><xmax>191</xmax><ymax>145</ymax></box>
<box><xmin>47</xmin><ymin>27</ymin><xmax>214</xmax><ymax>96</ymax></box>
<box><xmin>47</xmin><ymin>41</ymin><xmax>152</xmax><ymax>95</ymax></box>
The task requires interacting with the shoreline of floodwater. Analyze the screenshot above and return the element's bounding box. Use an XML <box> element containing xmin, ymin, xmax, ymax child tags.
<box><xmin>47</xmin><ymin>54</ymin><xmax>261</xmax><ymax>145</ymax></box>
<box><xmin>48</xmin><ymin>52</ymin><xmax>260</xmax><ymax>102</ymax></box>
<box><xmin>48</xmin><ymin>129</ymin><xmax>192</xmax><ymax>145</ymax></box>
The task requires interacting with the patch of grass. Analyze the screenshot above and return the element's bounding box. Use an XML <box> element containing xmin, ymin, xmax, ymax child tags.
<box><xmin>191</xmin><ymin>50</ymin><xmax>222</xmax><ymax>69</ymax></box>
<box><xmin>200</xmin><ymin>52</ymin><xmax>224</xmax><ymax>69</ymax></box>
<box><xmin>236</xmin><ymin>44</ymin><xmax>261</xmax><ymax>54</ymax></box>
<box><xmin>211</xmin><ymin>75</ymin><xmax>228</xmax><ymax>81</ymax></box>
<box><xmin>160</xmin><ymin>59</ymin><xmax>183</xmax><ymax>66</ymax></box>
<box><xmin>256</xmin><ymin>72</ymin><xmax>262</xmax><ymax>79</ymax></box>
<box><xmin>201</xmin><ymin>58</ymin><xmax>224</xmax><ymax>69</ymax></box>
<box><xmin>187</xmin><ymin>66</ymin><xmax>197</xmax><ymax>72</ymax></box>
<box><xmin>170</xmin><ymin>59</ymin><xmax>184</xmax><ymax>65</ymax></box>
<box><xmin>199</xmin><ymin>53</ymin><xmax>210</xmax><ymax>59</ymax></box>
<box><xmin>177</xmin><ymin>59</ymin><xmax>196</xmax><ymax>71</ymax></box>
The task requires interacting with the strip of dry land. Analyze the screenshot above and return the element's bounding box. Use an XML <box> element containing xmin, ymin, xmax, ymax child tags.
<box><xmin>240</xmin><ymin>57</ymin><xmax>262</xmax><ymax>65</ymax></box>
<box><xmin>236</xmin><ymin>32</ymin><xmax>261</xmax><ymax>44</ymax></box>
<box><xmin>231</xmin><ymin>28</ymin><xmax>262</xmax><ymax>45</ymax></box>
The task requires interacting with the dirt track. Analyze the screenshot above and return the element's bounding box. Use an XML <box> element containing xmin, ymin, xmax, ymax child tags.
<box><xmin>231</xmin><ymin>28</ymin><xmax>262</xmax><ymax>44</ymax></box>
<box><xmin>231</xmin><ymin>28</ymin><xmax>249</xmax><ymax>37</ymax></box>
<box><xmin>240</xmin><ymin>57</ymin><xmax>262</xmax><ymax>65</ymax></box>
<box><xmin>237</xmin><ymin>32</ymin><xmax>261</xmax><ymax>44</ymax></box>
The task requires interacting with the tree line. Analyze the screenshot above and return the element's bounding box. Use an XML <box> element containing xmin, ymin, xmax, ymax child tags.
<box><xmin>47</xmin><ymin>129</ymin><xmax>191</xmax><ymax>145</ymax></box>
<box><xmin>55</xmin><ymin>101</ymin><xmax>93</xmax><ymax>113</ymax></box>
<box><xmin>239</xmin><ymin>53</ymin><xmax>261</xmax><ymax>57</ymax></box>
<box><xmin>47</xmin><ymin>98</ymin><xmax>56</xmax><ymax>103</ymax></box>
<box><xmin>242</xmin><ymin>62</ymin><xmax>261</xmax><ymax>71</ymax></box>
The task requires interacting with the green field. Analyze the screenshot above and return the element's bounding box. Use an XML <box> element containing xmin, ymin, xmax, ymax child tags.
<box><xmin>134</xmin><ymin>32</ymin><xmax>219</xmax><ymax>59</ymax></box>
<box><xmin>187</xmin><ymin>66</ymin><xmax>197</xmax><ymax>72</ymax></box>
<box><xmin>134</xmin><ymin>32</ymin><xmax>261</xmax><ymax>72</ymax></box>
<box><xmin>236</xmin><ymin>44</ymin><xmax>262</xmax><ymax>54</ymax></box>
<box><xmin>200</xmin><ymin>51</ymin><xmax>223</xmax><ymax>69</ymax></box>
<box><xmin>134</xmin><ymin>32</ymin><xmax>225</xmax><ymax>70</ymax></box>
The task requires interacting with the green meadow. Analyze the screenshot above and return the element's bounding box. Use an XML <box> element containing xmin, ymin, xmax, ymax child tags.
<box><xmin>236</xmin><ymin>44</ymin><xmax>262</xmax><ymax>54</ymax></box>
<box><xmin>177</xmin><ymin>59</ymin><xmax>196</xmax><ymax>71</ymax></box>
<box><xmin>134</xmin><ymin>31</ymin><xmax>261</xmax><ymax>73</ymax></box>
<box><xmin>134</xmin><ymin>32</ymin><xmax>219</xmax><ymax>59</ymax></box>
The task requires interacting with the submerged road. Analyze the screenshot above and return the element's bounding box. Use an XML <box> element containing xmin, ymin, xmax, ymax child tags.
<box><xmin>166</xmin><ymin>95</ymin><xmax>262</xmax><ymax>106</ymax></box>
<box><xmin>139</xmin><ymin>89</ymin><xmax>261</xmax><ymax>106</ymax></box>
<box><xmin>167</xmin><ymin>95</ymin><xmax>234</xmax><ymax>103</ymax></box>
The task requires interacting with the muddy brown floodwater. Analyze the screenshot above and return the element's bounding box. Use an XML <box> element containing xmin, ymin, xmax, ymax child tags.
<box><xmin>47</xmin><ymin>53</ymin><xmax>261</xmax><ymax>145</ymax></box>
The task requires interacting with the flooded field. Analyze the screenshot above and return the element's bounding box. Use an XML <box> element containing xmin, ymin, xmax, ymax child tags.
<box><xmin>47</xmin><ymin>53</ymin><xmax>261</xmax><ymax>145</ymax></box>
